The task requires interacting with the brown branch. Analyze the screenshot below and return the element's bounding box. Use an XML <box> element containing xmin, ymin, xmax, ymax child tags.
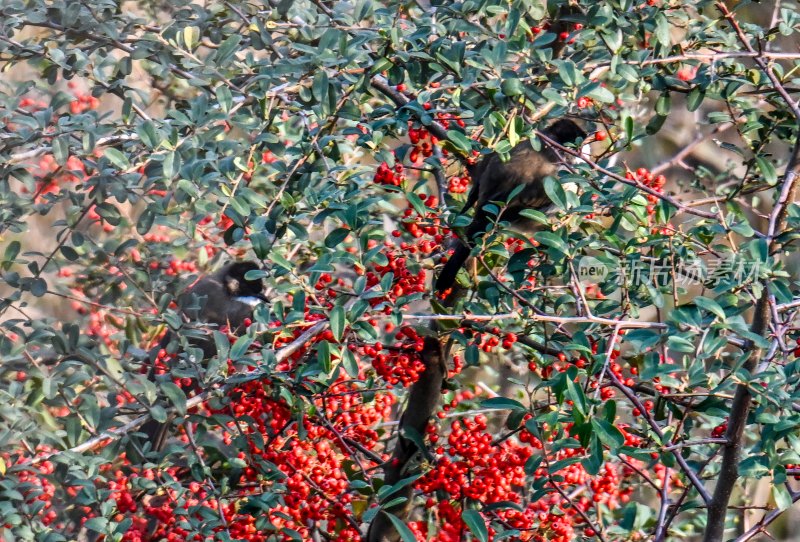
<box><xmin>650</xmin><ymin>122</ymin><xmax>735</xmax><ymax>176</ymax></box>
<box><xmin>733</xmin><ymin>490</ymin><xmax>800</xmax><ymax>542</ymax></box>
<box><xmin>366</xmin><ymin>337</ymin><xmax>446</xmax><ymax>542</ymax></box>
<box><xmin>609</xmin><ymin>371</ymin><xmax>712</xmax><ymax>504</ymax></box>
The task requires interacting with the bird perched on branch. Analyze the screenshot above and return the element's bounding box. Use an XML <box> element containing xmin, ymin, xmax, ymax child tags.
<box><xmin>136</xmin><ymin>261</ymin><xmax>267</xmax><ymax>454</ymax></box>
<box><xmin>435</xmin><ymin>119</ymin><xmax>588</xmax><ymax>295</ymax></box>
<box><xmin>175</xmin><ymin>260</ymin><xmax>267</xmax><ymax>355</ymax></box>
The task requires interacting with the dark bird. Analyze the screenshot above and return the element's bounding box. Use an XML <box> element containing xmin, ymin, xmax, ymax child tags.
<box><xmin>435</xmin><ymin>119</ymin><xmax>587</xmax><ymax>294</ymax></box>
<box><xmin>175</xmin><ymin>260</ymin><xmax>267</xmax><ymax>355</ymax></box>
<box><xmin>136</xmin><ymin>261</ymin><xmax>267</xmax><ymax>454</ymax></box>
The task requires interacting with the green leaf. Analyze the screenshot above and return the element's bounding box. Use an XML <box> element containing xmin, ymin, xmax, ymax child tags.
<box><xmin>695</xmin><ymin>297</ymin><xmax>726</xmax><ymax>321</ymax></box>
<box><xmin>558</xmin><ymin>61</ymin><xmax>578</xmax><ymax>87</ymax></box>
<box><xmin>95</xmin><ymin>202</ymin><xmax>121</xmax><ymax>225</ymax></box>
<box><xmin>216</xmin><ymin>34</ymin><xmax>242</xmax><ymax>65</ymax></box>
<box><xmin>318</xmin><ymin>340</ymin><xmax>332</xmax><ymax>372</ymax></box>
<box><xmin>150</xmin><ymin>404</ymin><xmax>168</xmax><ymax>423</ymax></box>
<box><xmin>270</xmin><ymin>252</ymin><xmax>293</xmax><ymax>271</ymax></box>
<box><xmin>773</xmin><ymin>483</ymin><xmax>793</xmax><ymax>511</ymax></box>
<box><xmin>137</xmin><ymin>207</ymin><xmax>155</xmax><ymax>235</ymax></box>
<box><xmin>405</xmin><ymin>192</ymin><xmax>427</xmax><ymax>217</ymax></box>
<box><xmin>586</xmin><ymin>85</ymin><xmax>615</xmax><ymax>103</ymax></box>
<box><xmin>447</xmin><ymin>130</ymin><xmax>473</xmax><ymax>155</ymax></box>
<box><xmin>591</xmin><ymin>419</ymin><xmax>625</xmax><ymax>450</ymax></box>
<box><xmin>104</xmin><ymin>148</ymin><xmax>130</xmax><ymax>169</ymax></box>
<box><xmin>624</xmin><ymin>115</ymin><xmax>634</xmax><ymax>144</ymax></box>
<box><xmin>325</xmin><ymin>228</ymin><xmax>350</xmax><ymax>248</ymax></box>
<box><xmin>462</xmin><ymin>509</ymin><xmax>488</xmax><ymax>542</ymax></box>
<box><xmin>582</xmin><ymin>435</ymin><xmax>603</xmax><ymax>475</ymax></box>
<box><xmin>104</xmin><ymin>356</ymin><xmax>126</xmax><ymax>380</ymax></box>
<box><xmin>544</xmin><ymin>176</ymin><xmax>567</xmax><ymax>210</ymax></box>
<box><xmin>83</xmin><ymin>517</ymin><xmax>109</xmax><ymax>533</ymax></box>
<box><xmin>371</xmin><ymin>57</ymin><xmax>393</xmax><ymax>75</ymax></box>
<box><xmin>527</xmin><ymin>0</ymin><xmax>546</xmax><ymax>19</ymax></box>
<box><xmin>655</xmin><ymin>93</ymin><xmax>671</xmax><ymax>116</ymax></box>
<box><xmin>654</xmin><ymin>13</ymin><xmax>671</xmax><ymax>46</ymax></box>
<box><xmin>755</xmin><ymin>156</ymin><xmax>777</xmax><ymax>185</ymax></box>
<box><xmin>313</xmin><ymin>71</ymin><xmax>329</xmax><ymax>103</ymax></box>
<box><xmin>217</xmin><ymin>84</ymin><xmax>233</xmax><ymax>113</ymax></box>
<box><xmin>533</xmin><ymin>231</ymin><xmax>568</xmax><ymax>255</ymax></box>
<box><xmin>341</xmin><ymin>348</ymin><xmax>359</xmax><ymax>378</ymax></box>
<box><xmin>646</xmin><ymin>114</ymin><xmax>666</xmax><ymax>135</ymax></box>
<box><xmin>60</xmin><ymin>246</ymin><xmax>79</xmax><ymax>261</ymax></box>
<box><xmin>161</xmin><ymin>382</ymin><xmax>187</xmax><ymax>416</ymax></box>
<box><xmin>330</xmin><ymin>306</ymin><xmax>345</xmax><ymax>342</ymax></box>
<box><xmin>182</xmin><ymin>26</ymin><xmax>199</xmax><ymax>50</ymax></box>
<box><xmin>542</xmin><ymin>88</ymin><xmax>568</xmax><ymax>106</ymax></box>
<box><xmin>565</xmin><ymin>376</ymin><xmax>587</xmax><ymax>416</ymax></box>
<box><xmin>481</xmin><ymin>397</ymin><xmax>527</xmax><ymax>411</ymax></box>
<box><xmin>52</xmin><ymin>136</ymin><xmax>69</xmax><ymax>166</ymax></box>
<box><xmin>163</xmin><ymin>151</ymin><xmax>180</xmax><ymax>179</ymax></box>
<box><xmin>137</xmin><ymin>120</ymin><xmax>160</xmax><ymax>148</ymax></box>
<box><xmin>230</xmin><ymin>335</ymin><xmax>253</xmax><ymax>359</ymax></box>
<box><xmin>30</xmin><ymin>278</ymin><xmax>47</xmax><ymax>297</ymax></box>
<box><xmin>502</xmin><ymin>78</ymin><xmax>524</xmax><ymax>97</ymax></box>
<box><xmin>601</xmin><ymin>28</ymin><xmax>623</xmax><ymax>53</ymax></box>
<box><xmin>666</xmin><ymin>335</ymin><xmax>696</xmax><ymax>353</ymax></box>
<box><xmin>686</xmin><ymin>87</ymin><xmax>705</xmax><ymax>112</ymax></box>
<box><xmin>4</xmin><ymin>240</ymin><xmax>21</xmax><ymax>265</ymax></box>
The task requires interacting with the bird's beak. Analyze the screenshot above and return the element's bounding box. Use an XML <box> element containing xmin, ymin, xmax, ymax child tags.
<box><xmin>255</xmin><ymin>293</ymin><xmax>269</xmax><ymax>302</ymax></box>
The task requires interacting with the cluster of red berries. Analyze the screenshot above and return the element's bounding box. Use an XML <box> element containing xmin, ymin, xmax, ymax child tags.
<box><xmin>391</xmin><ymin>194</ymin><xmax>447</xmax><ymax>255</ymax></box>
<box><xmin>504</xmin><ymin>236</ymin><xmax>528</xmax><ymax>254</ymax></box>
<box><xmin>677</xmin><ymin>64</ymin><xmax>698</xmax><ymax>82</ymax></box>
<box><xmin>5</xmin><ymin>454</ymin><xmax>58</xmax><ymax>527</ymax></box>
<box><xmin>468</xmin><ymin>326</ymin><xmax>519</xmax><ymax>353</ymax></box>
<box><xmin>261</xmin><ymin>149</ymin><xmax>277</xmax><ymax>164</ymax></box>
<box><xmin>364</xmin><ymin>248</ymin><xmax>428</xmax><ymax>304</ymax></box>
<box><xmin>32</xmin><ymin>154</ymin><xmax>87</xmax><ymax>200</ymax></box>
<box><xmin>92</xmin><ymin>322</ymin><xmax>396</xmax><ymax>541</ymax></box>
<box><xmin>413</xmin><ymin>414</ymin><xmax>533</xmax><ymax>540</ymax></box>
<box><xmin>436</xmin><ymin>388</ymin><xmax>478</xmax><ymax>420</ymax></box>
<box><xmin>84</xmin><ymin>306</ymin><xmax>124</xmax><ymax>349</ymax></box>
<box><xmin>527</xmin><ymin>22</ymin><xmax>583</xmax><ymax>44</ymax></box>
<box><xmin>361</xmin><ymin>326</ymin><xmax>428</xmax><ymax>386</ymax></box>
<box><xmin>313</xmin><ymin>271</ymin><xmax>335</xmax><ymax>293</ymax></box>
<box><xmin>373</xmin><ymin>161</ymin><xmax>406</xmax><ymax>186</ymax></box>
<box><xmin>433</xmin><ymin>112</ymin><xmax>466</xmax><ymax>131</ymax></box>
<box><xmin>67</xmin><ymin>82</ymin><xmax>100</xmax><ymax>114</ymax></box>
<box><xmin>408</xmin><ymin>406</ymin><xmax>639</xmax><ymax>542</ymax></box>
<box><xmin>448</xmin><ymin>175</ymin><xmax>469</xmax><ymax>194</ymax></box>
<box><xmin>18</xmin><ymin>97</ymin><xmax>47</xmax><ymax>110</ymax></box>
<box><xmin>408</xmin><ymin>126</ymin><xmax>436</xmax><ymax>163</ymax></box>
<box><xmin>625</xmin><ymin>167</ymin><xmax>666</xmax><ymax>219</ymax></box>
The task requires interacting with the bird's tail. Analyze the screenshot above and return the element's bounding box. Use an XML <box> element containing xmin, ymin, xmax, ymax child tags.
<box><xmin>435</xmin><ymin>242</ymin><xmax>471</xmax><ymax>294</ymax></box>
